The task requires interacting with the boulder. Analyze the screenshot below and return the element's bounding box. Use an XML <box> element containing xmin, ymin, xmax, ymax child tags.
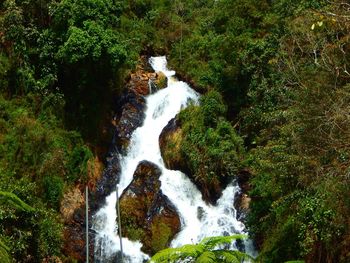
<box><xmin>234</xmin><ymin>169</ymin><xmax>252</xmax><ymax>222</ymax></box>
<box><xmin>113</xmin><ymin>90</ymin><xmax>146</xmax><ymax>154</ymax></box>
<box><xmin>234</xmin><ymin>192</ymin><xmax>251</xmax><ymax>222</ymax></box>
<box><xmin>159</xmin><ymin>118</ymin><xmax>187</xmax><ymax>172</ymax></box>
<box><xmin>149</xmin><ymin>71</ymin><xmax>167</xmax><ymax>92</ymax></box>
<box><xmin>119</xmin><ymin>161</ymin><xmax>180</xmax><ymax>255</ymax></box>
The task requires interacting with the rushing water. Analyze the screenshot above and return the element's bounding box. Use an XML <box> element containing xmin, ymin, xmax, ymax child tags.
<box><xmin>93</xmin><ymin>56</ymin><xmax>254</xmax><ymax>262</ymax></box>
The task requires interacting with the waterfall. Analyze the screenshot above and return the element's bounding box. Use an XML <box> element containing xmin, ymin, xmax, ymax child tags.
<box><xmin>93</xmin><ymin>56</ymin><xmax>254</xmax><ymax>262</ymax></box>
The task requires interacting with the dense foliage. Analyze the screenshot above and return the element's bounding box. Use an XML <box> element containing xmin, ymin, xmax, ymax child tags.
<box><xmin>0</xmin><ymin>0</ymin><xmax>142</xmax><ymax>261</ymax></box>
<box><xmin>0</xmin><ymin>95</ymin><xmax>92</xmax><ymax>261</ymax></box>
<box><xmin>178</xmin><ymin>90</ymin><xmax>244</xmax><ymax>201</ymax></box>
<box><xmin>1</xmin><ymin>0</ymin><xmax>349</xmax><ymax>262</ymax></box>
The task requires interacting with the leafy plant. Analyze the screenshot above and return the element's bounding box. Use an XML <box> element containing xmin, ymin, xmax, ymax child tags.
<box><xmin>150</xmin><ymin>235</ymin><xmax>253</xmax><ymax>263</ymax></box>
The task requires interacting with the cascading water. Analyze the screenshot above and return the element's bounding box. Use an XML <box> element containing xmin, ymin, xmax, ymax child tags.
<box><xmin>93</xmin><ymin>56</ymin><xmax>255</xmax><ymax>262</ymax></box>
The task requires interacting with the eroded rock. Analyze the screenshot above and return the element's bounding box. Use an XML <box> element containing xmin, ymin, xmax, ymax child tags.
<box><xmin>234</xmin><ymin>169</ymin><xmax>252</xmax><ymax>222</ymax></box>
<box><xmin>113</xmin><ymin>90</ymin><xmax>146</xmax><ymax>154</ymax></box>
<box><xmin>62</xmin><ymin>205</ymin><xmax>94</xmax><ymax>262</ymax></box>
<box><xmin>159</xmin><ymin>118</ymin><xmax>186</xmax><ymax>172</ymax></box>
<box><xmin>119</xmin><ymin>161</ymin><xmax>180</xmax><ymax>255</ymax></box>
<box><xmin>60</xmin><ymin>188</ymin><xmax>84</xmax><ymax>223</ymax></box>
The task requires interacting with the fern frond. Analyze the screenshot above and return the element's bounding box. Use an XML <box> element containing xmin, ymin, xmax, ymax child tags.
<box><xmin>214</xmin><ymin>249</ymin><xmax>254</xmax><ymax>262</ymax></box>
<box><xmin>200</xmin><ymin>234</ymin><xmax>247</xmax><ymax>250</ymax></box>
<box><xmin>196</xmin><ymin>251</ymin><xmax>216</xmax><ymax>263</ymax></box>
<box><xmin>0</xmin><ymin>191</ymin><xmax>34</xmax><ymax>212</ymax></box>
<box><xmin>149</xmin><ymin>235</ymin><xmax>252</xmax><ymax>263</ymax></box>
<box><xmin>150</xmin><ymin>244</ymin><xmax>200</xmax><ymax>263</ymax></box>
<box><xmin>0</xmin><ymin>236</ymin><xmax>12</xmax><ymax>263</ymax></box>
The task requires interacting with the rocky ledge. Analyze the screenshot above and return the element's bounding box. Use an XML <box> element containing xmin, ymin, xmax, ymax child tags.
<box><xmin>119</xmin><ymin>160</ymin><xmax>180</xmax><ymax>256</ymax></box>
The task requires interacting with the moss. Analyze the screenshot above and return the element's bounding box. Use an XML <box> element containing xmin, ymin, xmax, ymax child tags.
<box><xmin>155</xmin><ymin>72</ymin><xmax>167</xmax><ymax>89</ymax></box>
<box><xmin>150</xmin><ymin>220</ymin><xmax>172</xmax><ymax>254</ymax></box>
<box><xmin>119</xmin><ymin>195</ymin><xmax>147</xmax><ymax>241</ymax></box>
<box><xmin>162</xmin><ymin>128</ymin><xmax>183</xmax><ymax>169</ymax></box>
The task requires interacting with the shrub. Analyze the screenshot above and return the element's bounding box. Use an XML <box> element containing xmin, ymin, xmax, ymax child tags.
<box><xmin>43</xmin><ymin>176</ymin><xmax>64</xmax><ymax>210</ymax></box>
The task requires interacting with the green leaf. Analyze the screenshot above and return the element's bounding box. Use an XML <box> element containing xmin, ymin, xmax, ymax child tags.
<box><xmin>0</xmin><ymin>191</ymin><xmax>34</xmax><ymax>212</ymax></box>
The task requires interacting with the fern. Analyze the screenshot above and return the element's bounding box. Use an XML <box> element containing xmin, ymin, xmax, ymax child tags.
<box><xmin>0</xmin><ymin>191</ymin><xmax>34</xmax><ymax>212</ymax></box>
<box><xmin>0</xmin><ymin>191</ymin><xmax>34</xmax><ymax>263</ymax></box>
<box><xmin>0</xmin><ymin>237</ymin><xmax>12</xmax><ymax>263</ymax></box>
<box><xmin>149</xmin><ymin>235</ymin><xmax>254</xmax><ymax>263</ymax></box>
<box><xmin>200</xmin><ymin>234</ymin><xmax>246</xmax><ymax>250</ymax></box>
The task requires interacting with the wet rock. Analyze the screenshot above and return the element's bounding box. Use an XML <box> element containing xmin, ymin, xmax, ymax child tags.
<box><xmin>234</xmin><ymin>169</ymin><xmax>252</xmax><ymax>222</ymax></box>
<box><xmin>150</xmin><ymin>71</ymin><xmax>167</xmax><ymax>92</ymax></box>
<box><xmin>113</xmin><ymin>90</ymin><xmax>146</xmax><ymax>154</ymax></box>
<box><xmin>91</xmin><ymin>152</ymin><xmax>121</xmax><ymax>212</ymax></box>
<box><xmin>234</xmin><ymin>192</ymin><xmax>251</xmax><ymax>222</ymax></box>
<box><xmin>62</xmin><ymin>206</ymin><xmax>94</xmax><ymax>262</ymax></box>
<box><xmin>112</xmin><ymin>71</ymin><xmax>167</xmax><ymax>155</ymax></box>
<box><xmin>119</xmin><ymin>161</ymin><xmax>180</xmax><ymax>256</ymax></box>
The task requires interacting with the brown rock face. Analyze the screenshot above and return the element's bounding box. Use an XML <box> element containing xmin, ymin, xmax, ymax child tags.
<box><xmin>61</xmin><ymin>188</ymin><xmax>84</xmax><ymax>222</ymax></box>
<box><xmin>62</xmin><ymin>158</ymin><xmax>104</xmax><ymax>262</ymax></box>
<box><xmin>234</xmin><ymin>169</ymin><xmax>252</xmax><ymax>222</ymax></box>
<box><xmin>127</xmin><ymin>72</ymin><xmax>163</xmax><ymax>96</ymax></box>
<box><xmin>62</xmin><ymin>206</ymin><xmax>94</xmax><ymax>262</ymax></box>
<box><xmin>119</xmin><ymin>161</ymin><xmax>180</xmax><ymax>256</ymax></box>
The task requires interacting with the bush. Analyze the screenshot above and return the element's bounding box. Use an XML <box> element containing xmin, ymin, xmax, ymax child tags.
<box><xmin>66</xmin><ymin>145</ymin><xmax>93</xmax><ymax>183</ymax></box>
<box><xmin>179</xmin><ymin>91</ymin><xmax>244</xmax><ymax>195</ymax></box>
<box><xmin>43</xmin><ymin>176</ymin><xmax>64</xmax><ymax>210</ymax></box>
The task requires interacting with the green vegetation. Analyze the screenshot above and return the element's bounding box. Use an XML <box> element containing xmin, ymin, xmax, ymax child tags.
<box><xmin>150</xmin><ymin>235</ymin><xmax>252</xmax><ymax>263</ymax></box>
<box><xmin>133</xmin><ymin>0</ymin><xmax>349</xmax><ymax>262</ymax></box>
<box><xmin>0</xmin><ymin>0</ymin><xmax>349</xmax><ymax>262</ymax></box>
<box><xmin>150</xmin><ymin>221</ymin><xmax>172</xmax><ymax>254</ymax></box>
<box><xmin>178</xmin><ymin>90</ymin><xmax>244</xmax><ymax>201</ymax></box>
<box><xmin>0</xmin><ymin>95</ymin><xmax>91</xmax><ymax>260</ymax></box>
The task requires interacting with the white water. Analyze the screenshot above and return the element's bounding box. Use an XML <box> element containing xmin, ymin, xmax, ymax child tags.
<box><xmin>93</xmin><ymin>56</ymin><xmax>254</xmax><ymax>262</ymax></box>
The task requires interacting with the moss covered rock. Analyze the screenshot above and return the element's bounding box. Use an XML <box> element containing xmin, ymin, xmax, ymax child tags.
<box><xmin>159</xmin><ymin>117</ymin><xmax>222</xmax><ymax>204</ymax></box>
<box><xmin>119</xmin><ymin>161</ymin><xmax>180</xmax><ymax>255</ymax></box>
<box><xmin>159</xmin><ymin>118</ymin><xmax>187</xmax><ymax>172</ymax></box>
<box><xmin>159</xmin><ymin>111</ymin><xmax>243</xmax><ymax>205</ymax></box>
